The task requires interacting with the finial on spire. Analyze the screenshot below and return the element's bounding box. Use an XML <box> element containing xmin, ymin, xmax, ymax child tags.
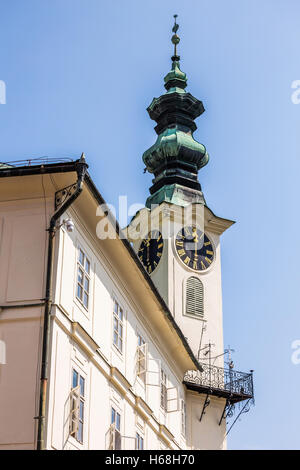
<box><xmin>172</xmin><ymin>14</ymin><xmax>179</xmax><ymax>33</ymax></box>
<box><xmin>171</xmin><ymin>14</ymin><xmax>180</xmax><ymax>62</ymax></box>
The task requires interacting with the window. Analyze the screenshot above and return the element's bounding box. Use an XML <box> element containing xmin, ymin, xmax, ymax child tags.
<box><xmin>113</xmin><ymin>301</ymin><xmax>124</xmax><ymax>352</ymax></box>
<box><xmin>76</xmin><ymin>248</ymin><xmax>90</xmax><ymax>310</ymax></box>
<box><xmin>160</xmin><ymin>369</ymin><xmax>167</xmax><ymax>412</ymax></box>
<box><xmin>136</xmin><ymin>334</ymin><xmax>147</xmax><ymax>383</ymax></box>
<box><xmin>70</xmin><ymin>369</ymin><xmax>85</xmax><ymax>443</ymax></box>
<box><xmin>0</xmin><ymin>340</ymin><xmax>6</xmax><ymax>365</ymax></box>
<box><xmin>181</xmin><ymin>399</ymin><xmax>187</xmax><ymax>437</ymax></box>
<box><xmin>111</xmin><ymin>407</ymin><xmax>121</xmax><ymax>450</ymax></box>
<box><xmin>136</xmin><ymin>432</ymin><xmax>144</xmax><ymax>450</ymax></box>
<box><xmin>186</xmin><ymin>277</ymin><xmax>204</xmax><ymax>317</ymax></box>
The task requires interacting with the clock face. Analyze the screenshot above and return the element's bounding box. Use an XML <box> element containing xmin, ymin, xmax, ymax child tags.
<box><xmin>138</xmin><ymin>230</ymin><xmax>164</xmax><ymax>274</ymax></box>
<box><xmin>175</xmin><ymin>226</ymin><xmax>214</xmax><ymax>271</ymax></box>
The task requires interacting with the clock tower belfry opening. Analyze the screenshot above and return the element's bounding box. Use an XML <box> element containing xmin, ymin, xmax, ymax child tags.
<box><xmin>126</xmin><ymin>16</ymin><xmax>254</xmax><ymax>441</ymax></box>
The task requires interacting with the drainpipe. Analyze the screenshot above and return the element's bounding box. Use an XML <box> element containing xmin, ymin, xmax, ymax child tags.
<box><xmin>36</xmin><ymin>154</ymin><xmax>88</xmax><ymax>450</ymax></box>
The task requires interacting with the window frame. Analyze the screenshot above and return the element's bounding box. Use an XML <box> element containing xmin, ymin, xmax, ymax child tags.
<box><xmin>70</xmin><ymin>368</ymin><xmax>86</xmax><ymax>444</ymax></box>
<box><xmin>160</xmin><ymin>368</ymin><xmax>168</xmax><ymax>412</ymax></box>
<box><xmin>111</xmin><ymin>406</ymin><xmax>122</xmax><ymax>450</ymax></box>
<box><xmin>185</xmin><ymin>276</ymin><xmax>204</xmax><ymax>318</ymax></box>
<box><xmin>76</xmin><ymin>247</ymin><xmax>91</xmax><ymax>311</ymax></box>
<box><xmin>112</xmin><ymin>300</ymin><xmax>124</xmax><ymax>354</ymax></box>
<box><xmin>135</xmin><ymin>432</ymin><xmax>144</xmax><ymax>450</ymax></box>
<box><xmin>136</xmin><ymin>334</ymin><xmax>147</xmax><ymax>383</ymax></box>
<box><xmin>181</xmin><ymin>399</ymin><xmax>187</xmax><ymax>438</ymax></box>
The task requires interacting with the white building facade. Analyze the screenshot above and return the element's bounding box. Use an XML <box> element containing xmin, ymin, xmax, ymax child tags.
<box><xmin>0</xmin><ymin>157</ymin><xmax>253</xmax><ymax>451</ymax></box>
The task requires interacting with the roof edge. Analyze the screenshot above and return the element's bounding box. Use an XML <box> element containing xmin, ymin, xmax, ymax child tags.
<box><xmin>0</xmin><ymin>160</ymin><xmax>80</xmax><ymax>178</ymax></box>
<box><xmin>84</xmin><ymin>171</ymin><xmax>203</xmax><ymax>372</ymax></box>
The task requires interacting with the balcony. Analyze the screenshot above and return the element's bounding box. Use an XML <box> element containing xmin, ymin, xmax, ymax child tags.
<box><xmin>183</xmin><ymin>364</ymin><xmax>254</xmax><ymax>404</ymax></box>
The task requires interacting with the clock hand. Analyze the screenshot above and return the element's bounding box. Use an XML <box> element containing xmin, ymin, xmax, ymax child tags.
<box><xmin>195</xmin><ymin>232</ymin><xmax>204</xmax><ymax>249</ymax></box>
<box><xmin>147</xmin><ymin>243</ymin><xmax>150</xmax><ymax>263</ymax></box>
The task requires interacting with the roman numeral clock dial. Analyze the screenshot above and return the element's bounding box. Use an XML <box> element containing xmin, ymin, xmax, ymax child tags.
<box><xmin>138</xmin><ymin>231</ymin><xmax>164</xmax><ymax>274</ymax></box>
<box><xmin>175</xmin><ymin>226</ymin><xmax>214</xmax><ymax>271</ymax></box>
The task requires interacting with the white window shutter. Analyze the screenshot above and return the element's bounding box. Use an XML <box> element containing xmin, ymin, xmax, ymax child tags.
<box><xmin>136</xmin><ymin>343</ymin><xmax>148</xmax><ymax>378</ymax></box>
<box><xmin>69</xmin><ymin>385</ymin><xmax>80</xmax><ymax>437</ymax></box>
<box><xmin>167</xmin><ymin>386</ymin><xmax>179</xmax><ymax>413</ymax></box>
<box><xmin>105</xmin><ymin>424</ymin><xmax>115</xmax><ymax>450</ymax></box>
<box><xmin>186</xmin><ymin>277</ymin><xmax>204</xmax><ymax>317</ymax></box>
<box><xmin>146</xmin><ymin>357</ymin><xmax>161</xmax><ymax>387</ymax></box>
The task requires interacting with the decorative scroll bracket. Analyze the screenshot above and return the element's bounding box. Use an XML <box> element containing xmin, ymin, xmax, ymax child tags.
<box><xmin>219</xmin><ymin>399</ymin><xmax>229</xmax><ymax>426</ymax></box>
<box><xmin>199</xmin><ymin>394</ymin><xmax>210</xmax><ymax>422</ymax></box>
<box><xmin>219</xmin><ymin>399</ymin><xmax>235</xmax><ymax>426</ymax></box>
<box><xmin>55</xmin><ymin>183</ymin><xmax>78</xmax><ymax>211</ymax></box>
<box><xmin>226</xmin><ymin>398</ymin><xmax>253</xmax><ymax>436</ymax></box>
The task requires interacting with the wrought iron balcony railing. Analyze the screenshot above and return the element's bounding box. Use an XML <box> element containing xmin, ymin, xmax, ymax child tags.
<box><xmin>183</xmin><ymin>363</ymin><xmax>254</xmax><ymax>404</ymax></box>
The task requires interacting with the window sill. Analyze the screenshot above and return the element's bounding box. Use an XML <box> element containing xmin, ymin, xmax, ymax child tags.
<box><xmin>182</xmin><ymin>312</ymin><xmax>206</xmax><ymax>321</ymax></box>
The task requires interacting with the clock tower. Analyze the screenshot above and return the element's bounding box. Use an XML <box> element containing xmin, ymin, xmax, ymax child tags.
<box><xmin>127</xmin><ymin>17</ymin><xmax>234</xmax><ymax>366</ymax></box>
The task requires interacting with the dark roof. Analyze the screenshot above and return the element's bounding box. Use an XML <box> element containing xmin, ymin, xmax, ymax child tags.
<box><xmin>0</xmin><ymin>160</ymin><xmax>77</xmax><ymax>177</ymax></box>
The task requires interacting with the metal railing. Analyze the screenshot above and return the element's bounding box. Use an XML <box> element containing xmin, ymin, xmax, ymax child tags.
<box><xmin>0</xmin><ymin>157</ymin><xmax>74</xmax><ymax>168</ymax></box>
<box><xmin>184</xmin><ymin>364</ymin><xmax>254</xmax><ymax>398</ymax></box>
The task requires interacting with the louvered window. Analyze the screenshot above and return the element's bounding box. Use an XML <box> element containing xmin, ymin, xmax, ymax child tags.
<box><xmin>186</xmin><ymin>277</ymin><xmax>204</xmax><ymax>317</ymax></box>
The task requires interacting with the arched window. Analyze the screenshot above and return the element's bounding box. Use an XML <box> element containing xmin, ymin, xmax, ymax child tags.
<box><xmin>186</xmin><ymin>277</ymin><xmax>204</xmax><ymax>317</ymax></box>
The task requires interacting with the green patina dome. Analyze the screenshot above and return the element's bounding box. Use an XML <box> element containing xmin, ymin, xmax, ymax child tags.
<box><xmin>143</xmin><ymin>127</ymin><xmax>209</xmax><ymax>173</ymax></box>
<box><xmin>164</xmin><ymin>60</ymin><xmax>187</xmax><ymax>93</ymax></box>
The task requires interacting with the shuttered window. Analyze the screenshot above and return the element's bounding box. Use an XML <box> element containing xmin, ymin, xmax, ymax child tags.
<box><xmin>186</xmin><ymin>277</ymin><xmax>204</xmax><ymax>317</ymax></box>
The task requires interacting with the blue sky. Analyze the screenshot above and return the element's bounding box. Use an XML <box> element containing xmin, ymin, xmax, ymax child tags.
<box><xmin>1</xmin><ymin>0</ymin><xmax>300</xmax><ymax>449</ymax></box>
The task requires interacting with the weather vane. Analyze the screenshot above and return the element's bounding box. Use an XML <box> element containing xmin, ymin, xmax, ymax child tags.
<box><xmin>171</xmin><ymin>14</ymin><xmax>180</xmax><ymax>60</ymax></box>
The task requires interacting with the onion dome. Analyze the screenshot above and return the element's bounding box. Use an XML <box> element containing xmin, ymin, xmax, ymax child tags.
<box><xmin>143</xmin><ymin>15</ymin><xmax>209</xmax><ymax>208</ymax></box>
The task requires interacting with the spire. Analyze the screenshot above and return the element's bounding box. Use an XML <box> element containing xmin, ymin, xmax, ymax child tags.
<box><xmin>164</xmin><ymin>15</ymin><xmax>187</xmax><ymax>93</ymax></box>
<box><xmin>142</xmin><ymin>16</ymin><xmax>209</xmax><ymax>208</ymax></box>
<box><xmin>171</xmin><ymin>14</ymin><xmax>180</xmax><ymax>61</ymax></box>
